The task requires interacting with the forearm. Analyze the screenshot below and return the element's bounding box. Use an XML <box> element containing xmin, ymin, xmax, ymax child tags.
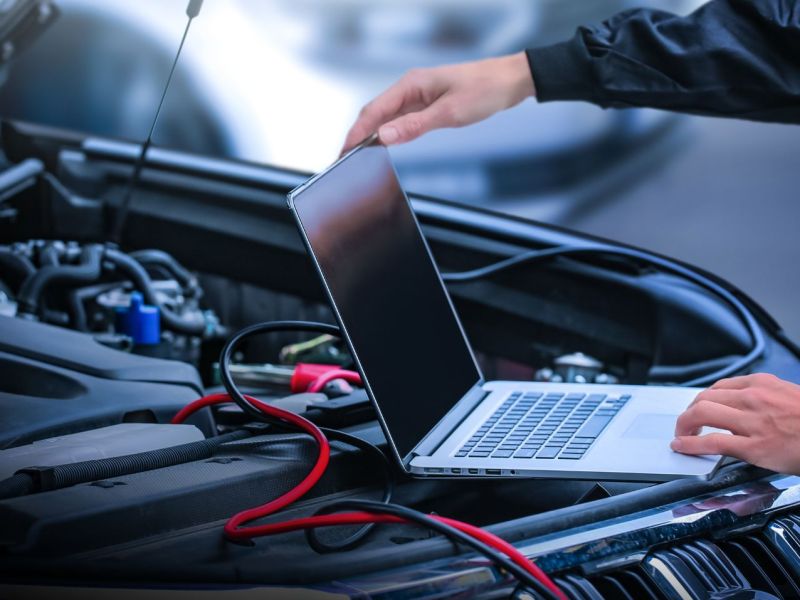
<box><xmin>527</xmin><ymin>0</ymin><xmax>800</xmax><ymax>124</ymax></box>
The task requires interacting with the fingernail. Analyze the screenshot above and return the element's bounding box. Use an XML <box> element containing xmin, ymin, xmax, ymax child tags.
<box><xmin>670</xmin><ymin>438</ymin><xmax>682</xmax><ymax>451</ymax></box>
<box><xmin>379</xmin><ymin>126</ymin><xmax>398</xmax><ymax>144</ymax></box>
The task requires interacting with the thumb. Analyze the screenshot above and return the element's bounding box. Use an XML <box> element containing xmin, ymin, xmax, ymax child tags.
<box><xmin>378</xmin><ymin>104</ymin><xmax>448</xmax><ymax>145</ymax></box>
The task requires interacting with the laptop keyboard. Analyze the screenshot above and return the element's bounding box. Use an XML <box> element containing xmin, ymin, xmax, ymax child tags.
<box><xmin>455</xmin><ymin>391</ymin><xmax>630</xmax><ymax>460</ymax></box>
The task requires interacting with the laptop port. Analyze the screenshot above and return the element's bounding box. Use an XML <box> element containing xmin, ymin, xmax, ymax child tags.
<box><xmin>424</xmin><ymin>467</ymin><xmax>444</xmax><ymax>473</ymax></box>
<box><xmin>450</xmin><ymin>468</ymin><xmax>462</xmax><ymax>474</ymax></box>
<box><xmin>486</xmin><ymin>469</ymin><xmax>501</xmax><ymax>475</ymax></box>
<box><xmin>468</xmin><ymin>468</ymin><xmax>479</xmax><ymax>475</ymax></box>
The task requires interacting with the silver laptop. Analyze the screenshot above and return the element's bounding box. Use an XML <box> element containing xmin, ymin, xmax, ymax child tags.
<box><xmin>287</xmin><ymin>136</ymin><xmax>723</xmax><ymax>482</ymax></box>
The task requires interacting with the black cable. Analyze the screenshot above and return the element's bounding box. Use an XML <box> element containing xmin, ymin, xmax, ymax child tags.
<box><xmin>218</xmin><ymin>320</ymin><xmax>399</xmax><ymax>552</ymax></box>
<box><xmin>306</xmin><ymin>427</ymin><xmax>394</xmax><ymax>553</ymax></box>
<box><xmin>219</xmin><ymin>320</ymin><xmax>341</xmax><ymax>421</ymax></box>
<box><xmin>310</xmin><ymin>499</ymin><xmax>560</xmax><ymax>600</ymax></box>
<box><xmin>442</xmin><ymin>244</ymin><xmax>765</xmax><ymax>387</ymax></box>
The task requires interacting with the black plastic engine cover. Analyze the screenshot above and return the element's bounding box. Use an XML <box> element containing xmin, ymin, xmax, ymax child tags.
<box><xmin>0</xmin><ymin>316</ymin><xmax>210</xmax><ymax>447</ymax></box>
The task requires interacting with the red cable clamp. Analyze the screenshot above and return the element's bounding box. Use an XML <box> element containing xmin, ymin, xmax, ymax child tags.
<box><xmin>290</xmin><ymin>363</ymin><xmax>362</xmax><ymax>393</ymax></box>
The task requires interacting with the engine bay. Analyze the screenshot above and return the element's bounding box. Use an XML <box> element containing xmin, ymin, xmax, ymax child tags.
<box><xmin>2</xmin><ymin>119</ymin><xmax>800</xmax><ymax>598</ymax></box>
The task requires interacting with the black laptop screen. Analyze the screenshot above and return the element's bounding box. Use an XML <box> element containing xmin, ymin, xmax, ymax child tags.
<box><xmin>291</xmin><ymin>143</ymin><xmax>481</xmax><ymax>459</ymax></box>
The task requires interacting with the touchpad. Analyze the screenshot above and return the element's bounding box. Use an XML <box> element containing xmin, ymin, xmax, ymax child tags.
<box><xmin>622</xmin><ymin>414</ymin><xmax>676</xmax><ymax>440</ymax></box>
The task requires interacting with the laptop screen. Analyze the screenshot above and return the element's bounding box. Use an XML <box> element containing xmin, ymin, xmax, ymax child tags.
<box><xmin>291</xmin><ymin>143</ymin><xmax>482</xmax><ymax>459</ymax></box>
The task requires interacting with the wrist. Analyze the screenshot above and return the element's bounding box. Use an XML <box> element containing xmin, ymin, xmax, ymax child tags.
<box><xmin>505</xmin><ymin>51</ymin><xmax>536</xmax><ymax>103</ymax></box>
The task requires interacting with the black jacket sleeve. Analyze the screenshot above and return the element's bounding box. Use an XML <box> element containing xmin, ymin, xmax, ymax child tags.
<box><xmin>526</xmin><ymin>0</ymin><xmax>800</xmax><ymax>124</ymax></box>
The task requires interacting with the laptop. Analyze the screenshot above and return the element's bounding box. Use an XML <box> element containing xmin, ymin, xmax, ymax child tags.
<box><xmin>287</xmin><ymin>136</ymin><xmax>723</xmax><ymax>482</ymax></box>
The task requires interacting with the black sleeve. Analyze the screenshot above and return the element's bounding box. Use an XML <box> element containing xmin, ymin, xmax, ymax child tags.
<box><xmin>526</xmin><ymin>0</ymin><xmax>800</xmax><ymax>124</ymax></box>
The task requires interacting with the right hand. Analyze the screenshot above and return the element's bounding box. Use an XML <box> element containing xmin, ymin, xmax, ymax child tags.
<box><xmin>341</xmin><ymin>51</ymin><xmax>536</xmax><ymax>154</ymax></box>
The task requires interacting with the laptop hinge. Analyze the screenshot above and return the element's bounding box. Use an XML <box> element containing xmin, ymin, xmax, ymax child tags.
<box><xmin>407</xmin><ymin>383</ymin><xmax>487</xmax><ymax>462</ymax></box>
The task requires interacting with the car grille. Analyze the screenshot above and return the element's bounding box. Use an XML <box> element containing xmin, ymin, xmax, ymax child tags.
<box><xmin>545</xmin><ymin>514</ymin><xmax>800</xmax><ymax>599</ymax></box>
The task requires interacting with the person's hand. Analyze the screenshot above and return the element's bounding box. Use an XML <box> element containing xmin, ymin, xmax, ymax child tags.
<box><xmin>672</xmin><ymin>373</ymin><xmax>800</xmax><ymax>474</ymax></box>
<box><xmin>341</xmin><ymin>51</ymin><xmax>535</xmax><ymax>154</ymax></box>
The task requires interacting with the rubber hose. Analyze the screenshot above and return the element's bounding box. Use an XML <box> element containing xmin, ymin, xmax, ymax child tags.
<box><xmin>104</xmin><ymin>248</ymin><xmax>206</xmax><ymax>336</ymax></box>
<box><xmin>16</xmin><ymin>244</ymin><xmax>104</xmax><ymax>316</ymax></box>
<box><xmin>0</xmin><ymin>472</ymin><xmax>34</xmax><ymax>500</ymax></box>
<box><xmin>130</xmin><ymin>249</ymin><xmax>199</xmax><ymax>296</ymax></box>
<box><xmin>2</xmin><ymin>429</ymin><xmax>250</xmax><ymax>499</ymax></box>
<box><xmin>0</xmin><ymin>247</ymin><xmax>35</xmax><ymax>290</ymax></box>
<box><xmin>38</xmin><ymin>242</ymin><xmax>61</xmax><ymax>267</ymax></box>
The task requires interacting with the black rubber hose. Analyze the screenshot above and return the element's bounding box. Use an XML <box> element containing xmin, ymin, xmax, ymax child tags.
<box><xmin>16</xmin><ymin>244</ymin><xmax>104</xmax><ymax>316</ymax></box>
<box><xmin>130</xmin><ymin>249</ymin><xmax>200</xmax><ymax>297</ymax></box>
<box><xmin>0</xmin><ymin>472</ymin><xmax>34</xmax><ymax>500</ymax></box>
<box><xmin>104</xmin><ymin>248</ymin><xmax>207</xmax><ymax>337</ymax></box>
<box><xmin>1</xmin><ymin>429</ymin><xmax>250</xmax><ymax>500</ymax></box>
<box><xmin>0</xmin><ymin>247</ymin><xmax>35</xmax><ymax>291</ymax></box>
<box><xmin>38</xmin><ymin>242</ymin><xmax>61</xmax><ymax>267</ymax></box>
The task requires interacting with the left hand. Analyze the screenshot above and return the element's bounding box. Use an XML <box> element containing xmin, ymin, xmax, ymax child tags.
<box><xmin>672</xmin><ymin>373</ymin><xmax>800</xmax><ymax>474</ymax></box>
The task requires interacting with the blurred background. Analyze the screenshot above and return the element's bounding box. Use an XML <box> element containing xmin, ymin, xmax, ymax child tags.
<box><xmin>0</xmin><ymin>0</ymin><xmax>797</xmax><ymax>342</ymax></box>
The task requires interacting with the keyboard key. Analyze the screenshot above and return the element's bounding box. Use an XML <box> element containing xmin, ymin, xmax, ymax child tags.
<box><xmin>514</xmin><ymin>449</ymin><xmax>537</xmax><ymax>458</ymax></box>
<box><xmin>536</xmin><ymin>446</ymin><xmax>561</xmax><ymax>459</ymax></box>
<box><xmin>455</xmin><ymin>451</ymin><xmax>469</xmax><ymax>457</ymax></box>
<box><xmin>559</xmin><ymin>453</ymin><xmax>583</xmax><ymax>460</ymax></box>
<box><xmin>576</xmin><ymin>415</ymin><xmax>614</xmax><ymax>438</ymax></box>
<box><xmin>492</xmin><ymin>450</ymin><xmax>513</xmax><ymax>458</ymax></box>
<box><xmin>470</xmin><ymin>451</ymin><xmax>491</xmax><ymax>457</ymax></box>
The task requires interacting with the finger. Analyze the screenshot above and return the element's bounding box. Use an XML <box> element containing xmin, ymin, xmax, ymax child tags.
<box><xmin>674</xmin><ymin>401</ymin><xmax>749</xmax><ymax>437</ymax></box>
<box><xmin>341</xmin><ymin>79</ymin><xmax>424</xmax><ymax>153</ymax></box>
<box><xmin>378</xmin><ymin>102</ymin><xmax>453</xmax><ymax>145</ymax></box>
<box><xmin>710</xmin><ymin>373</ymin><xmax>778</xmax><ymax>391</ymax></box>
<box><xmin>671</xmin><ymin>432</ymin><xmax>751</xmax><ymax>459</ymax></box>
<box><xmin>688</xmin><ymin>389</ymin><xmax>753</xmax><ymax>411</ymax></box>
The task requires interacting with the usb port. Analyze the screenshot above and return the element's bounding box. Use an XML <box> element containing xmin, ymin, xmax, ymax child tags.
<box><xmin>486</xmin><ymin>469</ymin><xmax>501</xmax><ymax>476</ymax></box>
<box><xmin>424</xmin><ymin>467</ymin><xmax>444</xmax><ymax>473</ymax></box>
<box><xmin>468</xmin><ymin>468</ymin><xmax>479</xmax><ymax>475</ymax></box>
<box><xmin>450</xmin><ymin>468</ymin><xmax>462</xmax><ymax>474</ymax></box>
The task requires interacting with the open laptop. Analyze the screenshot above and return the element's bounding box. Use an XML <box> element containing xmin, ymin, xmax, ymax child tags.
<box><xmin>287</xmin><ymin>136</ymin><xmax>723</xmax><ymax>482</ymax></box>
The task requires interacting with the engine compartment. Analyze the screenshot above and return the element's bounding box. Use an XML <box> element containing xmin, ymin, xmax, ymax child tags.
<box><xmin>2</xmin><ymin>119</ymin><xmax>800</xmax><ymax>596</ymax></box>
